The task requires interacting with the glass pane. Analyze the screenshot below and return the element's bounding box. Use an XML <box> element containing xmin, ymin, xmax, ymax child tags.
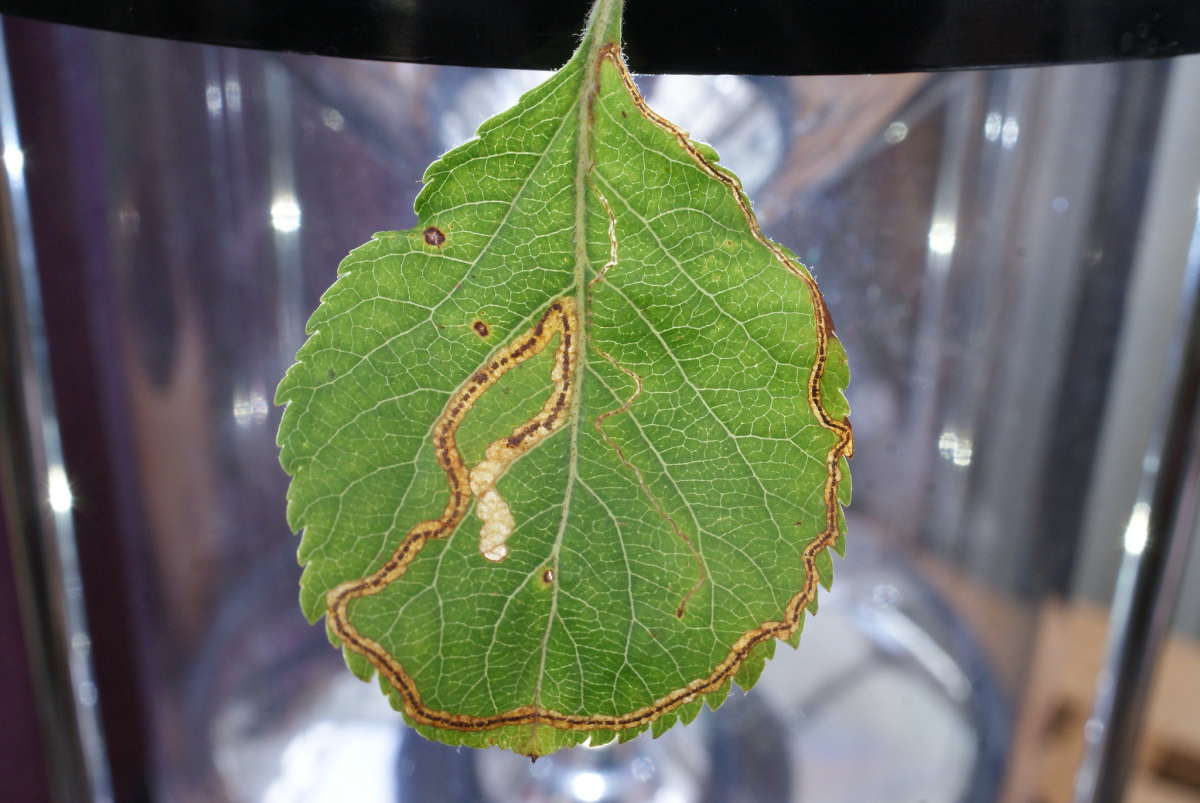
<box><xmin>8</xmin><ymin>16</ymin><xmax>1199</xmax><ymax>802</ymax></box>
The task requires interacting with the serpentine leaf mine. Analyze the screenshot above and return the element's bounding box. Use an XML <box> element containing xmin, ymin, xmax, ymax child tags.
<box><xmin>276</xmin><ymin>0</ymin><xmax>853</xmax><ymax>757</ymax></box>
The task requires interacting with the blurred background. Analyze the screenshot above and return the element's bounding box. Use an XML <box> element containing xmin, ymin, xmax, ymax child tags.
<box><xmin>2</xmin><ymin>8</ymin><xmax>1200</xmax><ymax>803</ymax></box>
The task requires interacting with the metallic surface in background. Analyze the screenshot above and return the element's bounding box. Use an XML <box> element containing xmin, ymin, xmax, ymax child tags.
<box><xmin>1074</xmin><ymin>57</ymin><xmax>1200</xmax><ymax>801</ymax></box>
<box><xmin>0</xmin><ymin>19</ymin><xmax>113</xmax><ymax>803</ymax></box>
<box><xmin>3</xmin><ymin>12</ymin><xmax>1200</xmax><ymax>803</ymax></box>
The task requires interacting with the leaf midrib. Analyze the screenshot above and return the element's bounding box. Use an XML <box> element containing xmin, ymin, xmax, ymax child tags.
<box><xmin>530</xmin><ymin>0</ymin><xmax>623</xmax><ymax>713</ymax></box>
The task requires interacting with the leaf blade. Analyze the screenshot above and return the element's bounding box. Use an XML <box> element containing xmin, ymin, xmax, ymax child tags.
<box><xmin>277</xmin><ymin>0</ymin><xmax>852</xmax><ymax>757</ymax></box>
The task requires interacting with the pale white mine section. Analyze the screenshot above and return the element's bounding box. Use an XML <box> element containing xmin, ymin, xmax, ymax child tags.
<box><xmin>470</xmin><ymin>458</ymin><xmax>515</xmax><ymax>562</ymax></box>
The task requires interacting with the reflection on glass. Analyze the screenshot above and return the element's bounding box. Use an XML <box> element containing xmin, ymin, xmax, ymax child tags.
<box><xmin>1001</xmin><ymin>116</ymin><xmax>1020</xmax><ymax>149</ymax></box>
<box><xmin>271</xmin><ymin>195</ymin><xmax>303</xmax><ymax>233</ymax></box>
<box><xmin>3</xmin><ymin>141</ymin><xmax>23</xmax><ymax>174</ymax></box>
<box><xmin>1122</xmin><ymin>502</ymin><xmax>1151</xmax><ymax>556</ymax></box>
<box><xmin>984</xmin><ymin>112</ymin><xmax>1002</xmax><ymax>141</ymax></box>
<box><xmin>883</xmin><ymin>121</ymin><xmax>908</xmax><ymax>144</ymax></box>
<box><xmin>927</xmin><ymin>219</ymin><xmax>957</xmax><ymax>256</ymax></box>
<box><xmin>937</xmin><ymin>431</ymin><xmax>974</xmax><ymax>468</ymax></box>
<box><xmin>47</xmin><ymin>464</ymin><xmax>74</xmax><ymax>513</ymax></box>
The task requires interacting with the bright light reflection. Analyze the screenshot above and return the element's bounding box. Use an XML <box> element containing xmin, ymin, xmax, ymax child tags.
<box><xmin>48</xmin><ymin>465</ymin><xmax>73</xmax><ymax>513</ymax></box>
<box><xmin>3</xmin><ymin>144</ymin><xmax>24</xmax><ymax>175</ymax></box>
<box><xmin>263</xmin><ymin>721</ymin><xmax>397</xmax><ymax>803</ymax></box>
<box><xmin>928</xmin><ymin>219</ymin><xmax>957</xmax><ymax>256</ymax></box>
<box><xmin>984</xmin><ymin>112</ymin><xmax>1002</xmax><ymax>141</ymax></box>
<box><xmin>1001</xmin><ymin>116</ymin><xmax>1020</xmax><ymax>148</ymax></box>
<box><xmin>320</xmin><ymin>107</ymin><xmax>345</xmax><ymax>132</ymax></box>
<box><xmin>205</xmin><ymin>82</ymin><xmax>222</xmax><ymax>115</ymax></box>
<box><xmin>1123</xmin><ymin>501</ymin><xmax>1150</xmax><ymax>555</ymax></box>
<box><xmin>270</xmin><ymin>196</ymin><xmax>302</xmax><ymax>233</ymax></box>
<box><xmin>883</xmin><ymin>121</ymin><xmax>908</xmax><ymax>144</ymax></box>
<box><xmin>225</xmin><ymin>79</ymin><xmax>242</xmax><ymax>112</ymax></box>
<box><xmin>570</xmin><ymin>771</ymin><xmax>607</xmax><ymax>803</ymax></box>
<box><xmin>937</xmin><ymin>431</ymin><xmax>973</xmax><ymax>467</ymax></box>
<box><xmin>232</xmin><ymin>390</ymin><xmax>269</xmax><ymax>427</ymax></box>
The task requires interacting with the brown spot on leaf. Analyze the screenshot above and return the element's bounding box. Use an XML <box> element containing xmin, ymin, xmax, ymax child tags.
<box><xmin>423</xmin><ymin>226</ymin><xmax>446</xmax><ymax>247</ymax></box>
<box><xmin>473</xmin><ymin>320</ymin><xmax>490</xmax><ymax>338</ymax></box>
<box><xmin>542</xmin><ymin>569</ymin><xmax>555</xmax><ymax>585</ymax></box>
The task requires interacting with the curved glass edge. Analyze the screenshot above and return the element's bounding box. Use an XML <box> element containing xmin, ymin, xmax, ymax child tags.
<box><xmin>0</xmin><ymin>19</ymin><xmax>114</xmax><ymax>803</ymax></box>
<box><xmin>1073</xmin><ymin>56</ymin><xmax>1200</xmax><ymax>802</ymax></box>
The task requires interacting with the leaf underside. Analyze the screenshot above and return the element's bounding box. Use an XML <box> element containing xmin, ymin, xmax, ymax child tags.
<box><xmin>276</xmin><ymin>0</ymin><xmax>852</xmax><ymax>757</ymax></box>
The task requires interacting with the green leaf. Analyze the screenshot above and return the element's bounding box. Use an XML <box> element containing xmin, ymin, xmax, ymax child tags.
<box><xmin>276</xmin><ymin>0</ymin><xmax>852</xmax><ymax>757</ymax></box>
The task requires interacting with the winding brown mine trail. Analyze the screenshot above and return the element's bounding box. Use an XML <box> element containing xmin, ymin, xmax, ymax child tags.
<box><xmin>323</xmin><ymin>44</ymin><xmax>853</xmax><ymax>739</ymax></box>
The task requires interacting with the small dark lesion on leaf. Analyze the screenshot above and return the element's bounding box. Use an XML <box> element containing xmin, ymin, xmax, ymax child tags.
<box><xmin>423</xmin><ymin>226</ymin><xmax>446</xmax><ymax>247</ymax></box>
<box><xmin>541</xmin><ymin>568</ymin><xmax>555</xmax><ymax>586</ymax></box>
<box><xmin>327</xmin><ymin>369</ymin><xmax>337</xmax><ymax>380</ymax></box>
<box><xmin>473</xmin><ymin>320</ymin><xmax>490</xmax><ymax>338</ymax></box>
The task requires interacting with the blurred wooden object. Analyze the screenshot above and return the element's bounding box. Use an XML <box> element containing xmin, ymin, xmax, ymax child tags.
<box><xmin>1004</xmin><ymin>601</ymin><xmax>1200</xmax><ymax>803</ymax></box>
<box><xmin>770</xmin><ymin>73</ymin><xmax>929</xmax><ymax>201</ymax></box>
